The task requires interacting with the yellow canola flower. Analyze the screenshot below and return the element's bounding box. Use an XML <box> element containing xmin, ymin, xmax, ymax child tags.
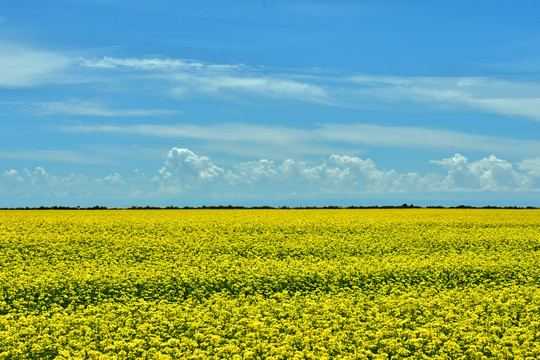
<box><xmin>0</xmin><ymin>209</ymin><xmax>540</xmax><ymax>359</ymax></box>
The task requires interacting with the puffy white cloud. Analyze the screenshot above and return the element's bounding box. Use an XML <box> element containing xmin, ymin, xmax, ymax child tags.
<box><xmin>151</xmin><ymin>148</ymin><xmax>225</xmax><ymax>194</ymax></box>
<box><xmin>518</xmin><ymin>158</ymin><xmax>540</xmax><ymax>188</ymax></box>
<box><xmin>152</xmin><ymin>149</ymin><xmax>540</xmax><ymax>196</ymax></box>
<box><xmin>2</xmin><ymin>169</ymin><xmax>23</xmax><ymax>183</ymax></box>
<box><xmin>60</xmin><ymin>173</ymin><xmax>88</xmax><ymax>187</ymax></box>
<box><xmin>431</xmin><ymin>154</ymin><xmax>531</xmax><ymax>191</ymax></box>
<box><xmin>165</xmin><ymin>148</ymin><xmax>224</xmax><ymax>182</ymax></box>
<box><xmin>325</xmin><ymin>155</ymin><xmax>398</xmax><ymax>191</ymax></box>
<box><xmin>26</xmin><ymin>167</ymin><xmax>58</xmax><ymax>187</ymax></box>
<box><xmin>2</xmin><ymin>152</ymin><xmax>539</xmax><ymax>204</ymax></box>
<box><xmin>103</xmin><ymin>173</ymin><xmax>124</xmax><ymax>185</ymax></box>
<box><xmin>231</xmin><ymin>159</ymin><xmax>281</xmax><ymax>184</ymax></box>
<box><xmin>518</xmin><ymin>158</ymin><xmax>540</xmax><ymax>176</ymax></box>
<box><xmin>0</xmin><ymin>166</ymin><xmax>125</xmax><ymax>200</ymax></box>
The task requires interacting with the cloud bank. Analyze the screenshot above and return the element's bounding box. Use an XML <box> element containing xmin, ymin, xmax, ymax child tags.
<box><xmin>3</xmin><ymin>149</ymin><xmax>538</xmax><ymax>205</ymax></box>
<box><xmin>152</xmin><ymin>148</ymin><xmax>536</xmax><ymax>196</ymax></box>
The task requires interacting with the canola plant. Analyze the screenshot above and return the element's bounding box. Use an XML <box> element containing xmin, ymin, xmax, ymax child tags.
<box><xmin>1</xmin><ymin>209</ymin><xmax>540</xmax><ymax>359</ymax></box>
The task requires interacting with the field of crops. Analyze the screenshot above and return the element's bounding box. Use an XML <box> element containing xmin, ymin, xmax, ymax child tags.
<box><xmin>1</xmin><ymin>209</ymin><xmax>540</xmax><ymax>359</ymax></box>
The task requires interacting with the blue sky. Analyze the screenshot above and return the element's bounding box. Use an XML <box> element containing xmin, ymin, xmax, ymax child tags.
<box><xmin>2</xmin><ymin>0</ymin><xmax>540</xmax><ymax>207</ymax></box>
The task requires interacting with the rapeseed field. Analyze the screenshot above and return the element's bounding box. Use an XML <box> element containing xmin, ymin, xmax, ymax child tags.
<box><xmin>1</xmin><ymin>209</ymin><xmax>540</xmax><ymax>359</ymax></box>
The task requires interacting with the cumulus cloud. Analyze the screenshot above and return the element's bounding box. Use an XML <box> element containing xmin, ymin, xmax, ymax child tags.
<box><xmin>165</xmin><ymin>148</ymin><xmax>224</xmax><ymax>181</ymax></box>
<box><xmin>151</xmin><ymin>149</ymin><xmax>539</xmax><ymax>196</ymax></box>
<box><xmin>25</xmin><ymin>167</ymin><xmax>58</xmax><ymax>187</ymax></box>
<box><xmin>431</xmin><ymin>154</ymin><xmax>531</xmax><ymax>191</ymax></box>
<box><xmin>2</xmin><ymin>169</ymin><xmax>23</xmax><ymax>183</ymax></box>
<box><xmin>519</xmin><ymin>158</ymin><xmax>540</xmax><ymax>176</ymax></box>
<box><xmin>103</xmin><ymin>173</ymin><xmax>124</xmax><ymax>185</ymax></box>
<box><xmin>2</xmin><ymin>151</ymin><xmax>539</xmax><ymax>203</ymax></box>
<box><xmin>152</xmin><ymin>148</ymin><xmax>225</xmax><ymax>193</ymax></box>
<box><xmin>60</xmin><ymin>173</ymin><xmax>88</xmax><ymax>188</ymax></box>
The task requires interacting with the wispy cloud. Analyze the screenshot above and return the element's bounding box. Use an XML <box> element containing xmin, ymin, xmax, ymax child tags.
<box><xmin>25</xmin><ymin>100</ymin><xmax>182</xmax><ymax>117</ymax></box>
<box><xmin>77</xmin><ymin>55</ymin><xmax>540</xmax><ymax>119</ymax></box>
<box><xmin>170</xmin><ymin>74</ymin><xmax>331</xmax><ymax>104</ymax></box>
<box><xmin>61</xmin><ymin>122</ymin><xmax>540</xmax><ymax>158</ymax></box>
<box><xmin>345</xmin><ymin>75</ymin><xmax>540</xmax><ymax>121</ymax></box>
<box><xmin>80</xmin><ymin>56</ymin><xmax>243</xmax><ymax>71</ymax></box>
<box><xmin>4</xmin><ymin>43</ymin><xmax>540</xmax><ymax>119</ymax></box>
<box><xmin>0</xmin><ymin>149</ymin><xmax>116</xmax><ymax>164</ymax></box>
<box><xmin>79</xmin><ymin>56</ymin><xmax>333</xmax><ymax>105</ymax></box>
<box><xmin>0</xmin><ymin>40</ymin><xmax>73</xmax><ymax>87</ymax></box>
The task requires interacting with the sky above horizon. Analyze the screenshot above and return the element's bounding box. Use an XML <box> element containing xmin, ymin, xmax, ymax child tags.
<box><xmin>2</xmin><ymin>0</ymin><xmax>540</xmax><ymax>207</ymax></box>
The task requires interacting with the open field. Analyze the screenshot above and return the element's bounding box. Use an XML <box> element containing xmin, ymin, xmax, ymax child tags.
<box><xmin>1</xmin><ymin>209</ymin><xmax>540</xmax><ymax>359</ymax></box>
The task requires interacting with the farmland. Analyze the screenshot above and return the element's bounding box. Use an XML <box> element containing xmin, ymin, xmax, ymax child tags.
<box><xmin>1</xmin><ymin>209</ymin><xmax>540</xmax><ymax>359</ymax></box>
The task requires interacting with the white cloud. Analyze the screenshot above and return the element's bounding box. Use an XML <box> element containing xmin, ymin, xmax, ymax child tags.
<box><xmin>103</xmin><ymin>172</ymin><xmax>124</xmax><ymax>185</ymax></box>
<box><xmin>2</xmin><ymin>151</ymin><xmax>539</xmax><ymax>203</ymax></box>
<box><xmin>61</xmin><ymin>122</ymin><xmax>540</xmax><ymax>158</ymax></box>
<box><xmin>518</xmin><ymin>158</ymin><xmax>540</xmax><ymax>189</ymax></box>
<box><xmin>25</xmin><ymin>167</ymin><xmax>58</xmax><ymax>187</ymax></box>
<box><xmin>25</xmin><ymin>100</ymin><xmax>182</xmax><ymax>117</ymax></box>
<box><xmin>5</xmin><ymin>47</ymin><xmax>540</xmax><ymax>119</ymax></box>
<box><xmin>60</xmin><ymin>173</ymin><xmax>88</xmax><ymax>187</ymax></box>
<box><xmin>0</xmin><ymin>149</ymin><xmax>116</xmax><ymax>164</ymax></box>
<box><xmin>77</xmin><ymin>55</ymin><xmax>540</xmax><ymax>118</ymax></box>
<box><xmin>170</xmin><ymin>74</ymin><xmax>330</xmax><ymax>104</ymax></box>
<box><xmin>346</xmin><ymin>75</ymin><xmax>540</xmax><ymax>121</ymax></box>
<box><xmin>80</xmin><ymin>55</ymin><xmax>330</xmax><ymax>104</ymax></box>
<box><xmin>518</xmin><ymin>158</ymin><xmax>540</xmax><ymax>176</ymax></box>
<box><xmin>431</xmin><ymin>154</ymin><xmax>531</xmax><ymax>191</ymax></box>
<box><xmin>166</xmin><ymin>148</ymin><xmax>224</xmax><ymax>181</ymax></box>
<box><xmin>2</xmin><ymin>169</ymin><xmax>23</xmax><ymax>183</ymax></box>
<box><xmin>151</xmin><ymin>149</ymin><xmax>540</xmax><ymax>196</ymax></box>
<box><xmin>152</xmin><ymin>148</ymin><xmax>225</xmax><ymax>193</ymax></box>
<box><xmin>0</xmin><ymin>166</ymin><xmax>128</xmax><ymax>200</ymax></box>
<box><xmin>0</xmin><ymin>40</ymin><xmax>73</xmax><ymax>87</ymax></box>
<box><xmin>465</xmin><ymin>98</ymin><xmax>540</xmax><ymax>120</ymax></box>
<box><xmin>80</xmin><ymin>56</ymin><xmax>242</xmax><ymax>71</ymax></box>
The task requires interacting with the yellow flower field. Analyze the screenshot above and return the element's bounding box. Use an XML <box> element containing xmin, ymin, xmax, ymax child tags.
<box><xmin>1</xmin><ymin>209</ymin><xmax>540</xmax><ymax>359</ymax></box>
